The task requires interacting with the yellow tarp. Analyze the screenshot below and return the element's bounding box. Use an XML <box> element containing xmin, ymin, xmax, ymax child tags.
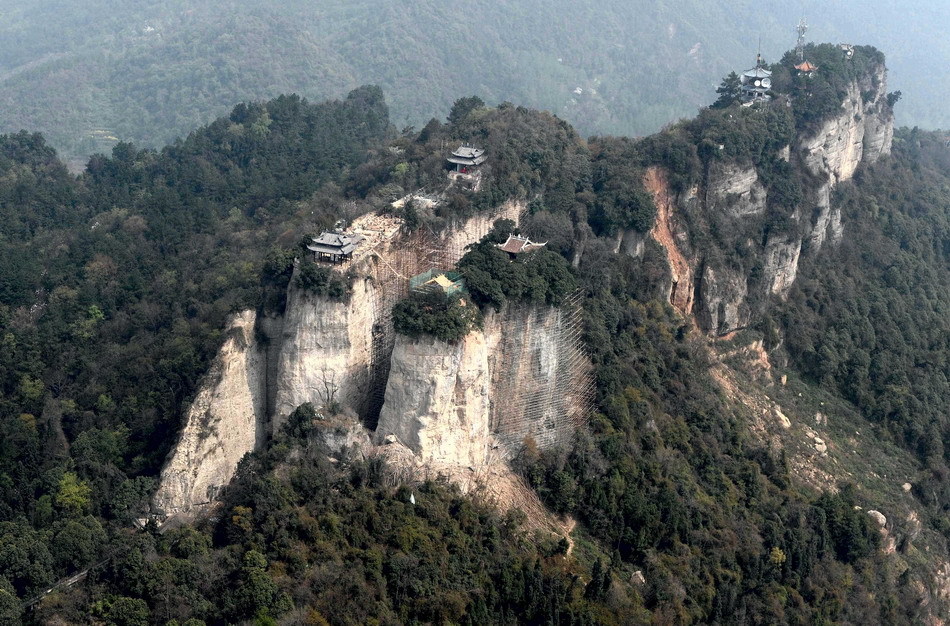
<box><xmin>427</xmin><ymin>274</ymin><xmax>454</xmax><ymax>288</ymax></box>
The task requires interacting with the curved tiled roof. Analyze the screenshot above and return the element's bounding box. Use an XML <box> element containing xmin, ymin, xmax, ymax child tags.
<box><xmin>497</xmin><ymin>234</ymin><xmax>547</xmax><ymax>255</ymax></box>
<box><xmin>307</xmin><ymin>231</ymin><xmax>365</xmax><ymax>256</ymax></box>
<box><xmin>448</xmin><ymin>145</ymin><xmax>487</xmax><ymax>166</ymax></box>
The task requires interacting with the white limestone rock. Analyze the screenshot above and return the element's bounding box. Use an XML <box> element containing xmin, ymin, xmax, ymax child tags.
<box><xmin>153</xmin><ymin>310</ymin><xmax>266</xmax><ymax>517</ymax></box>
<box><xmin>698</xmin><ymin>264</ymin><xmax>750</xmax><ymax>336</ymax></box>
<box><xmin>273</xmin><ymin>269</ymin><xmax>377</xmax><ymax>428</ymax></box>
<box><xmin>798</xmin><ymin>63</ymin><xmax>893</xmax><ymax>253</ymax></box>
<box><xmin>763</xmin><ymin>237</ymin><xmax>802</xmax><ymax>297</ymax></box>
<box><xmin>706</xmin><ymin>161</ymin><xmax>767</xmax><ymax>217</ymax></box>
<box><xmin>375</xmin><ymin>332</ymin><xmax>492</xmax><ymax>467</ymax></box>
<box><xmin>614</xmin><ymin>228</ymin><xmax>647</xmax><ymax>258</ymax></box>
<box><xmin>868</xmin><ymin>510</ymin><xmax>887</xmax><ymax>528</ymax></box>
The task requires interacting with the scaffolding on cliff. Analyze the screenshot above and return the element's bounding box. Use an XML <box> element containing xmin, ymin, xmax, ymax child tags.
<box><xmin>489</xmin><ymin>290</ymin><xmax>595</xmax><ymax>452</ymax></box>
<box><xmin>359</xmin><ymin>204</ymin><xmax>534</xmax><ymax>428</ymax></box>
<box><xmin>362</xmin><ymin>220</ymin><xmax>487</xmax><ymax>425</ymax></box>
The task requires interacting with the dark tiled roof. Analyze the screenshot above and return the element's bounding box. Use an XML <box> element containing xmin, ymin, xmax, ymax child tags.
<box><xmin>497</xmin><ymin>235</ymin><xmax>547</xmax><ymax>255</ymax></box>
<box><xmin>452</xmin><ymin>146</ymin><xmax>484</xmax><ymax>159</ymax></box>
<box><xmin>742</xmin><ymin>67</ymin><xmax>772</xmax><ymax>80</ymax></box>
<box><xmin>307</xmin><ymin>231</ymin><xmax>364</xmax><ymax>255</ymax></box>
<box><xmin>448</xmin><ymin>145</ymin><xmax>487</xmax><ymax>166</ymax></box>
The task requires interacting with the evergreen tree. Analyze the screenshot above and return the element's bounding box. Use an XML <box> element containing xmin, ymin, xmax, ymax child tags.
<box><xmin>712</xmin><ymin>71</ymin><xmax>742</xmax><ymax>108</ymax></box>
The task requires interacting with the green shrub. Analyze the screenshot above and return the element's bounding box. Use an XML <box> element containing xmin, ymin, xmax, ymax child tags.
<box><xmin>458</xmin><ymin>233</ymin><xmax>578</xmax><ymax>309</ymax></box>
<box><xmin>293</xmin><ymin>263</ymin><xmax>349</xmax><ymax>299</ymax></box>
<box><xmin>392</xmin><ymin>290</ymin><xmax>480</xmax><ymax>343</ymax></box>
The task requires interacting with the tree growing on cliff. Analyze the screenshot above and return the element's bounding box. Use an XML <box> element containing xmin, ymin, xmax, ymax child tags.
<box><xmin>458</xmin><ymin>239</ymin><xmax>578</xmax><ymax>309</ymax></box>
<box><xmin>392</xmin><ymin>290</ymin><xmax>480</xmax><ymax>343</ymax></box>
<box><xmin>712</xmin><ymin>71</ymin><xmax>742</xmax><ymax>109</ymax></box>
<box><xmin>294</xmin><ymin>263</ymin><xmax>349</xmax><ymax>299</ymax></box>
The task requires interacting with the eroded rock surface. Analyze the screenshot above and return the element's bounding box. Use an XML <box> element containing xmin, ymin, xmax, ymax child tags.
<box><xmin>644</xmin><ymin>61</ymin><xmax>893</xmax><ymax>335</ymax></box>
<box><xmin>374</xmin><ymin>303</ymin><xmax>590</xmax><ymax>464</ymax></box>
<box><xmin>273</xmin><ymin>271</ymin><xmax>377</xmax><ymax>429</ymax></box>
<box><xmin>706</xmin><ymin>161</ymin><xmax>767</xmax><ymax>218</ymax></box>
<box><xmin>153</xmin><ymin>311</ymin><xmax>266</xmax><ymax>516</ymax></box>
<box><xmin>375</xmin><ymin>332</ymin><xmax>492</xmax><ymax>466</ymax></box>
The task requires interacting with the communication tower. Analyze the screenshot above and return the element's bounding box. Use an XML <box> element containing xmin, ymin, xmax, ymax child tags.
<box><xmin>796</xmin><ymin>17</ymin><xmax>808</xmax><ymax>61</ymax></box>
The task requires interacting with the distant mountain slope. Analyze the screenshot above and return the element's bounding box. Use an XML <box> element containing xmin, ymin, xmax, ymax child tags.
<box><xmin>0</xmin><ymin>0</ymin><xmax>946</xmax><ymax>165</ymax></box>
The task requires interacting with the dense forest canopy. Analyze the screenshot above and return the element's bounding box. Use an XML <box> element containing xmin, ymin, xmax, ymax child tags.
<box><xmin>0</xmin><ymin>47</ymin><xmax>949</xmax><ymax>621</ymax></box>
<box><xmin>0</xmin><ymin>0</ymin><xmax>946</xmax><ymax>166</ymax></box>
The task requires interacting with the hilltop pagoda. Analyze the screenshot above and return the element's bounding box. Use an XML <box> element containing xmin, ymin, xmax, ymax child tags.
<box><xmin>794</xmin><ymin>60</ymin><xmax>818</xmax><ymax>75</ymax></box>
<box><xmin>741</xmin><ymin>55</ymin><xmax>772</xmax><ymax>104</ymax></box>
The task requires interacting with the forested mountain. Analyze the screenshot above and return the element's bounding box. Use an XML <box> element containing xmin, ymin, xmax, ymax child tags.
<box><xmin>2</xmin><ymin>41</ymin><xmax>950</xmax><ymax>623</ymax></box>
<box><xmin>0</xmin><ymin>0</ymin><xmax>948</xmax><ymax>167</ymax></box>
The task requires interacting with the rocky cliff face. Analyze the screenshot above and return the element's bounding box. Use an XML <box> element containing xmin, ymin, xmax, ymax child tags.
<box><xmin>272</xmin><ymin>269</ymin><xmax>377</xmax><ymax>429</ymax></box>
<box><xmin>153</xmin><ymin>311</ymin><xmax>267</xmax><ymax>516</ymax></box>
<box><xmin>374</xmin><ymin>303</ymin><xmax>590</xmax><ymax>465</ymax></box>
<box><xmin>154</xmin><ymin>204</ymin><xmax>528</xmax><ymax>518</ymax></box>
<box><xmin>800</xmin><ymin>62</ymin><xmax>893</xmax><ymax>250</ymax></box>
<box><xmin>705</xmin><ymin>161</ymin><xmax>767</xmax><ymax>218</ymax></box>
<box><xmin>642</xmin><ymin>62</ymin><xmax>893</xmax><ymax>336</ymax></box>
<box><xmin>486</xmin><ymin>305</ymin><xmax>589</xmax><ymax>450</ymax></box>
<box><xmin>799</xmin><ymin>63</ymin><xmax>893</xmax><ymax>186</ymax></box>
<box><xmin>273</xmin><ymin>201</ymin><xmax>527</xmax><ymax>431</ymax></box>
<box><xmin>375</xmin><ymin>332</ymin><xmax>492</xmax><ymax>466</ymax></box>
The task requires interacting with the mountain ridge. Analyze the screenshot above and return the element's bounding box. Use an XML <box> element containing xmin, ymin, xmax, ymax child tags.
<box><xmin>1</xmin><ymin>0</ymin><xmax>947</xmax><ymax>167</ymax></box>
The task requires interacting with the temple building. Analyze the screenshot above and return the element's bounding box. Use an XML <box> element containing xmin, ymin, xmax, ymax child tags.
<box><xmin>307</xmin><ymin>231</ymin><xmax>365</xmax><ymax>264</ymax></box>
<box><xmin>447</xmin><ymin>145</ymin><xmax>487</xmax><ymax>174</ymax></box>
<box><xmin>497</xmin><ymin>235</ymin><xmax>547</xmax><ymax>259</ymax></box>
<box><xmin>794</xmin><ymin>60</ymin><xmax>818</xmax><ymax>75</ymax></box>
<box><xmin>741</xmin><ymin>59</ymin><xmax>772</xmax><ymax>104</ymax></box>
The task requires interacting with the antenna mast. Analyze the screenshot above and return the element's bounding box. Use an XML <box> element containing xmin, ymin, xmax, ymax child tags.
<box><xmin>796</xmin><ymin>17</ymin><xmax>808</xmax><ymax>61</ymax></box>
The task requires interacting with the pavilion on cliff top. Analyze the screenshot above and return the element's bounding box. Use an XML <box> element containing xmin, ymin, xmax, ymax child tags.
<box><xmin>447</xmin><ymin>145</ymin><xmax>487</xmax><ymax>174</ymax></box>
<box><xmin>307</xmin><ymin>231</ymin><xmax>365</xmax><ymax>264</ymax></box>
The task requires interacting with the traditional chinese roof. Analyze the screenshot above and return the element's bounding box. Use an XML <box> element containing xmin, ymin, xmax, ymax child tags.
<box><xmin>497</xmin><ymin>235</ymin><xmax>547</xmax><ymax>255</ymax></box>
<box><xmin>447</xmin><ymin>145</ymin><xmax>487</xmax><ymax>166</ymax></box>
<box><xmin>307</xmin><ymin>231</ymin><xmax>364</xmax><ymax>256</ymax></box>
<box><xmin>794</xmin><ymin>60</ymin><xmax>818</xmax><ymax>72</ymax></box>
<box><xmin>741</xmin><ymin>66</ymin><xmax>772</xmax><ymax>81</ymax></box>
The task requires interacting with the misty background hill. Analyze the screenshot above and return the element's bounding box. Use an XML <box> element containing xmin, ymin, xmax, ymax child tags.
<box><xmin>0</xmin><ymin>0</ymin><xmax>946</xmax><ymax>166</ymax></box>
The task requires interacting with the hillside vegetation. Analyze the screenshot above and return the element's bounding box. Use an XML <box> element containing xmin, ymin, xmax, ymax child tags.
<box><xmin>1</xmin><ymin>54</ymin><xmax>950</xmax><ymax>621</ymax></box>
<box><xmin>1</xmin><ymin>0</ymin><xmax>947</xmax><ymax>167</ymax></box>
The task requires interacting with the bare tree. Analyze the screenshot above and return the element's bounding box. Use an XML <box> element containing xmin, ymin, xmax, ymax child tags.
<box><xmin>317</xmin><ymin>367</ymin><xmax>340</xmax><ymax>414</ymax></box>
